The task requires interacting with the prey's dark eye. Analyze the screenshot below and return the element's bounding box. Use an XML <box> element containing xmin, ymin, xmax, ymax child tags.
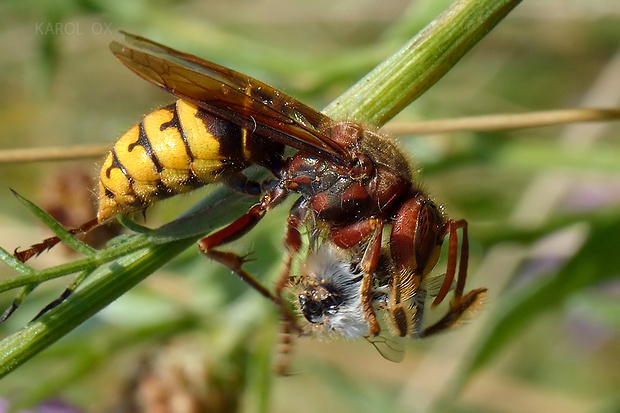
<box><xmin>299</xmin><ymin>285</ymin><xmax>344</xmax><ymax>323</ymax></box>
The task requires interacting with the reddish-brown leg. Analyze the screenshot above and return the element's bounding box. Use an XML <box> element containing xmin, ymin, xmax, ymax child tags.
<box><xmin>198</xmin><ymin>186</ymin><xmax>302</xmax><ymax>340</ymax></box>
<box><xmin>2</xmin><ymin>217</ymin><xmax>102</xmax><ymax>323</ymax></box>
<box><xmin>359</xmin><ymin>221</ymin><xmax>384</xmax><ymax>336</ymax></box>
<box><xmin>204</xmin><ymin>250</ymin><xmax>275</xmax><ymax>302</ymax></box>
<box><xmin>390</xmin><ymin>196</ymin><xmax>445</xmax><ymax>309</ymax></box>
<box><xmin>199</xmin><ymin>204</ymin><xmax>268</xmax><ymax>253</ymax></box>
<box><xmin>420</xmin><ymin>219</ymin><xmax>487</xmax><ymax>337</ymax></box>
<box><xmin>274</xmin><ymin>198</ymin><xmax>307</xmax><ymax>298</ymax></box>
<box><xmin>14</xmin><ymin>217</ymin><xmax>100</xmax><ymax>263</ymax></box>
<box><xmin>420</xmin><ymin>287</ymin><xmax>487</xmax><ymax>337</ymax></box>
<box><xmin>198</xmin><ymin>186</ymin><xmax>287</xmax><ymax>304</ymax></box>
<box><xmin>268</xmin><ymin>199</ymin><xmax>312</xmax><ymax>374</ymax></box>
<box><xmin>330</xmin><ymin>218</ymin><xmax>380</xmax><ymax>249</ymax></box>
<box><xmin>432</xmin><ymin>219</ymin><xmax>468</xmax><ymax>307</ymax></box>
<box><xmin>329</xmin><ymin>218</ymin><xmax>384</xmax><ymax>336</ymax></box>
<box><xmin>275</xmin><ymin>315</ymin><xmax>296</xmax><ymax>375</ymax></box>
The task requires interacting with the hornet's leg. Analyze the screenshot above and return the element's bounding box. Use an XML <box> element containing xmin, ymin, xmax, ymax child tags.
<box><xmin>274</xmin><ymin>197</ymin><xmax>308</xmax><ymax>297</ymax></box>
<box><xmin>197</xmin><ymin>182</ymin><xmax>289</xmax><ymax>304</ymax></box>
<box><xmin>329</xmin><ymin>218</ymin><xmax>384</xmax><ymax>336</ymax></box>
<box><xmin>421</xmin><ymin>220</ymin><xmax>487</xmax><ymax>337</ymax></box>
<box><xmin>1</xmin><ymin>218</ymin><xmax>101</xmax><ymax>323</ymax></box>
<box><xmin>198</xmin><ymin>181</ymin><xmax>302</xmax><ymax>350</ymax></box>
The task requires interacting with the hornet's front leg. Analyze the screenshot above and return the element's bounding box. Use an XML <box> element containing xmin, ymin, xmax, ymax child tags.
<box><xmin>198</xmin><ymin>181</ymin><xmax>289</xmax><ymax>304</ymax></box>
<box><xmin>198</xmin><ymin>180</ymin><xmax>303</xmax><ymax>364</ymax></box>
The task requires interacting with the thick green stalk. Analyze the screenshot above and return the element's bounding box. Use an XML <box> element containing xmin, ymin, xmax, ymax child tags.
<box><xmin>324</xmin><ymin>0</ymin><xmax>522</xmax><ymax>125</ymax></box>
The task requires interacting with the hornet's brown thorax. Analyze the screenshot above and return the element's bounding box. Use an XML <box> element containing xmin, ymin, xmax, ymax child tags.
<box><xmin>282</xmin><ymin>122</ymin><xmax>413</xmax><ymax>224</ymax></box>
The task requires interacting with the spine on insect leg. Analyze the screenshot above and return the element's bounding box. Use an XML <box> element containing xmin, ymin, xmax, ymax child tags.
<box><xmin>97</xmin><ymin>100</ymin><xmax>252</xmax><ymax>222</ymax></box>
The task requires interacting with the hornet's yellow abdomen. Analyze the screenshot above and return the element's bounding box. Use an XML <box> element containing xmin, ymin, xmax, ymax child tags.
<box><xmin>98</xmin><ymin>100</ymin><xmax>251</xmax><ymax>222</ymax></box>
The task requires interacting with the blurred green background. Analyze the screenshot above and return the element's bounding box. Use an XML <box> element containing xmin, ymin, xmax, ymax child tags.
<box><xmin>0</xmin><ymin>0</ymin><xmax>619</xmax><ymax>412</ymax></box>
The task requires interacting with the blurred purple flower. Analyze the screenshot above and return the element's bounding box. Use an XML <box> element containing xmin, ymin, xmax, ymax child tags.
<box><xmin>0</xmin><ymin>398</ymin><xmax>83</xmax><ymax>413</ymax></box>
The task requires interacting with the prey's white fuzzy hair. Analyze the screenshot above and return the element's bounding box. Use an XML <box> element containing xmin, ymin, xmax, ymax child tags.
<box><xmin>297</xmin><ymin>243</ymin><xmax>368</xmax><ymax>339</ymax></box>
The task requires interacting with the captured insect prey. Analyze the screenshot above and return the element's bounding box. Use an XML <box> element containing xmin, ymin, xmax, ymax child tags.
<box><xmin>295</xmin><ymin>240</ymin><xmax>487</xmax><ymax>342</ymax></box>
<box><xmin>8</xmin><ymin>32</ymin><xmax>487</xmax><ymax>362</ymax></box>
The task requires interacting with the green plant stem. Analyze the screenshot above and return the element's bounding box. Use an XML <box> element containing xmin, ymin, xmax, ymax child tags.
<box><xmin>0</xmin><ymin>0</ymin><xmax>521</xmax><ymax>378</ymax></box>
<box><xmin>0</xmin><ymin>186</ymin><xmax>253</xmax><ymax>377</ymax></box>
<box><xmin>0</xmin><ymin>237</ymin><xmax>149</xmax><ymax>293</ymax></box>
<box><xmin>324</xmin><ymin>0</ymin><xmax>522</xmax><ymax>125</ymax></box>
<box><xmin>0</xmin><ymin>239</ymin><xmax>194</xmax><ymax>376</ymax></box>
